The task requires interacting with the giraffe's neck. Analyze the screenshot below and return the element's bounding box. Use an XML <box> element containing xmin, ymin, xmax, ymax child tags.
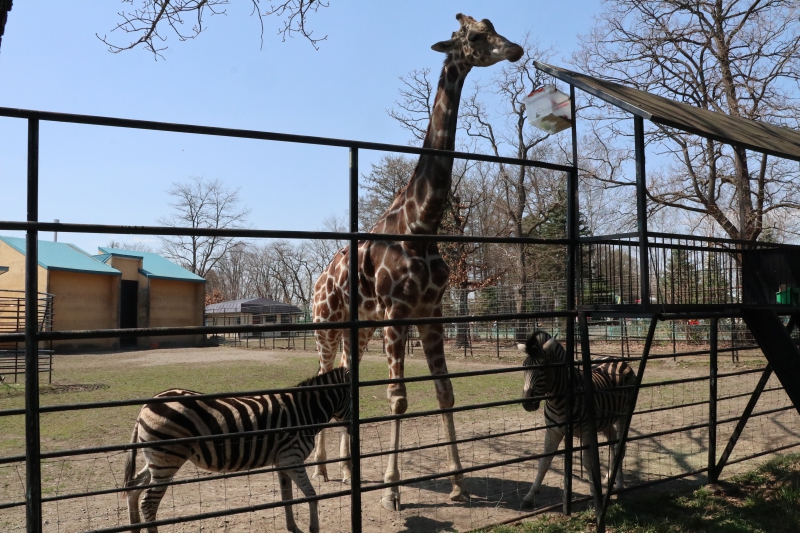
<box><xmin>375</xmin><ymin>59</ymin><xmax>471</xmax><ymax>235</ymax></box>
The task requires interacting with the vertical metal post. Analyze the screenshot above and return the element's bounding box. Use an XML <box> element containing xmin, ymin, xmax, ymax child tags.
<box><xmin>348</xmin><ymin>147</ymin><xmax>362</xmax><ymax>533</ymax></box>
<box><xmin>708</xmin><ymin>317</ymin><xmax>718</xmax><ymax>482</ymax></box>
<box><xmin>562</xmin><ymin>84</ymin><xmax>579</xmax><ymax>515</ymax></box>
<box><xmin>25</xmin><ymin>118</ymin><xmax>42</xmax><ymax>533</ymax></box>
<box><xmin>578</xmin><ymin>312</ymin><xmax>604</xmax><ymax>532</ymax></box>
<box><xmin>634</xmin><ymin>116</ymin><xmax>650</xmax><ymax>308</ymax></box>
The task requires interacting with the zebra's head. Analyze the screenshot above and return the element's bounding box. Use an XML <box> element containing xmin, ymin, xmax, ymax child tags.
<box><xmin>520</xmin><ymin>330</ymin><xmax>560</xmax><ymax>412</ymax></box>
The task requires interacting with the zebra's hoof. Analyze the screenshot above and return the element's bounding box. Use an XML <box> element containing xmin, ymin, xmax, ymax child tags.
<box><xmin>381</xmin><ymin>493</ymin><xmax>401</xmax><ymax>512</ymax></box>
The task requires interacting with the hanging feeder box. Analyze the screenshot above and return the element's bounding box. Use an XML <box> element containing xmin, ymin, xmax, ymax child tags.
<box><xmin>523</xmin><ymin>85</ymin><xmax>573</xmax><ymax>134</ymax></box>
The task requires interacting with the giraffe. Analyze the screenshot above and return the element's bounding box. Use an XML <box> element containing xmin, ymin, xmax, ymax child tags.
<box><xmin>311</xmin><ymin>14</ymin><xmax>523</xmax><ymax>511</ymax></box>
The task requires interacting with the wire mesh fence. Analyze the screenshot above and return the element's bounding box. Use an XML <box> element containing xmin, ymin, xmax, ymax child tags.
<box><xmin>1</xmin><ymin>106</ymin><xmax>799</xmax><ymax>533</ymax></box>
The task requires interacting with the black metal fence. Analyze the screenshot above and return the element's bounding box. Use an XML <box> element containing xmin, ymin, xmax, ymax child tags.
<box><xmin>0</xmin><ymin>289</ymin><xmax>53</xmax><ymax>383</ymax></box>
<box><xmin>1</xmin><ymin>106</ymin><xmax>799</xmax><ymax>533</ymax></box>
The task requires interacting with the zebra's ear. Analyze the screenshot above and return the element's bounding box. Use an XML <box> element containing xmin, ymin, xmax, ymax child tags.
<box><xmin>552</xmin><ymin>333</ymin><xmax>560</xmax><ymax>341</ymax></box>
<box><xmin>543</xmin><ymin>337</ymin><xmax>558</xmax><ymax>351</ymax></box>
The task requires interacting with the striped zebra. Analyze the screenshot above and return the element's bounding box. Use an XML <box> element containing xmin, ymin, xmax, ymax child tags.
<box><xmin>518</xmin><ymin>331</ymin><xmax>635</xmax><ymax>502</ymax></box>
<box><xmin>124</xmin><ymin>367</ymin><xmax>350</xmax><ymax>533</ymax></box>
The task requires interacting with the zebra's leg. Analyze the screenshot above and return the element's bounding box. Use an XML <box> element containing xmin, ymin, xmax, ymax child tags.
<box><xmin>311</xmin><ymin>431</ymin><xmax>328</xmax><ymax>482</ymax></box>
<box><xmin>525</xmin><ymin>426</ymin><xmax>565</xmax><ymax>503</ymax></box>
<box><xmin>277</xmin><ymin>470</ymin><xmax>302</xmax><ymax>533</ymax></box>
<box><xmin>284</xmin><ymin>465</ymin><xmax>320</xmax><ymax>533</ymax></box>
<box><xmin>337</xmin><ymin>327</ymin><xmax>373</xmax><ymax>484</ymax></box>
<box><xmin>380</xmin><ymin>323</ymin><xmax>409</xmax><ymax>511</ymax></box>
<box><xmin>125</xmin><ymin>465</ymin><xmax>151</xmax><ymax>533</ymax></box>
<box><xmin>311</xmin><ymin>328</ymin><xmax>339</xmax><ymax>483</ymax></box>
<box><xmin>139</xmin><ymin>452</ymin><xmax>184</xmax><ymax>533</ymax></box>
<box><xmin>419</xmin><ymin>322</ymin><xmax>468</xmax><ymax>503</ymax></box>
<box><xmin>605</xmin><ymin>422</ymin><xmax>625</xmax><ymax>491</ymax></box>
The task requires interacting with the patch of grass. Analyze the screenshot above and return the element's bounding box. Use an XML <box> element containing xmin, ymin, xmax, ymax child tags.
<box><xmin>0</xmin><ymin>347</ymin><xmax>526</xmax><ymax>458</ymax></box>
<box><xmin>488</xmin><ymin>453</ymin><xmax>800</xmax><ymax>533</ymax></box>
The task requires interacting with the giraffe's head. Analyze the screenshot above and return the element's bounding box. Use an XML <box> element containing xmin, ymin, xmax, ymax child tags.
<box><xmin>432</xmin><ymin>14</ymin><xmax>523</xmax><ymax>67</ymax></box>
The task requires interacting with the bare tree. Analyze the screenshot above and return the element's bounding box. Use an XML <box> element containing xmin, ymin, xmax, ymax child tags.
<box><xmin>158</xmin><ymin>176</ymin><xmax>250</xmax><ymax>278</ymax></box>
<box><xmin>460</xmin><ymin>37</ymin><xmax>567</xmax><ymax>340</ymax></box>
<box><xmin>105</xmin><ymin>239</ymin><xmax>156</xmax><ymax>253</ymax></box>
<box><xmin>575</xmin><ymin>0</ymin><xmax>800</xmax><ymax>241</ymax></box>
<box><xmin>0</xmin><ymin>0</ymin><xmax>11</xmax><ymax>52</ymax></box>
<box><xmin>359</xmin><ymin>155</ymin><xmax>416</xmax><ymax>231</ymax></box>
<box><xmin>97</xmin><ymin>0</ymin><xmax>329</xmax><ymax>58</ymax></box>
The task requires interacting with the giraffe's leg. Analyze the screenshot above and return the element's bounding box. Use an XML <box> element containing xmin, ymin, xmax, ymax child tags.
<box><xmin>381</xmin><ymin>324</ymin><xmax>408</xmax><ymax>511</ymax></box>
<box><xmin>418</xmin><ymin>322</ymin><xmax>468</xmax><ymax>503</ymax></box>
<box><xmin>277</xmin><ymin>470</ymin><xmax>302</xmax><ymax>533</ymax></box>
<box><xmin>525</xmin><ymin>426</ymin><xmax>565</xmax><ymax>503</ymax></box>
<box><xmin>311</xmin><ymin>326</ymin><xmax>340</xmax><ymax>482</ymax></box>
<box><xmin>284</xmin><ymin>465</ymin><xmax>320</xmax><ymax>533</ymax></box>
<box><xmin>337</xmin><ymin>327</ymin><xmax>374</xmax><ymax>484</ymax></box>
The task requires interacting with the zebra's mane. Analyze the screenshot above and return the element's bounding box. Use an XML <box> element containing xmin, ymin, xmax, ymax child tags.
<box><xmin>295</xmin><ymin>367</ymin><xmax>347</xmax><ymax>388</ymax></box>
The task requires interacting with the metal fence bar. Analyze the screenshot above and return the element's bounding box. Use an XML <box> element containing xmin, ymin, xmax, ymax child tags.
<box><xmin>578</xmin><ymin>312</ymin><xmax>604</xmax><ymax>531</ymax></box>
<box><xmin>25</xmin><ymin>117</ymin><xmax>42</xmax><ymax>533</ymax></box>
<box><xmin>708</xmin><ymin>317</ymin><xmax>719</xmax><ymax>482</ymax></box>
<box><xmin>0</xmin><ymin>106</ymin><xmax>572</xmax><ymax>172</ymax></box>
<box><xmin>348</xmin><ymin>146</ymin><xmax>362</xmax><ymax>533</ymax></box>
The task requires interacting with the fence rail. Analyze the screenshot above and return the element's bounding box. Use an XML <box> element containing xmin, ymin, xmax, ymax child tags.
<box><xmin>0</xmin><ymin>105</ymin><xmax>798</xmax><ymax>533</ymax></box>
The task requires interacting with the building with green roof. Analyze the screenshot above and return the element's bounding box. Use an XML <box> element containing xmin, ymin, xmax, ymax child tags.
<box><xmin>0</xmin><ymin>237</ymin><xmax>205</xmax><ymax>351</ymax></box>
<box><xmin>95</xmin><ymin>247</ymin><xmax>205</xmax><ymax>348</ymax></box>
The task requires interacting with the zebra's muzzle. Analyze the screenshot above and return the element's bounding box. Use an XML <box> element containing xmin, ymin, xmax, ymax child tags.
<box><xmin>522</xmin><ymin>400</ymin><xmax>540</xmax><ymax>412</ymax></box>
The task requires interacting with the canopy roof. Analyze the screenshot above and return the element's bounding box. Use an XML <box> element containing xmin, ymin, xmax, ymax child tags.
<box><xmin>96</xmin><ymin>247</ymin><xmax>205</xmax><ymax>283</ymax></box>
<box><xmin>206</xmin><ymin>297</ymin><xmax>303</xmax><ymax>315</ymax></box>
<box><xmin>0</xmin><ymin>236</ymin><xmax>119</xmax><ymax>276</ymax></box>
<box><xmin>535</xmin><ymin>62</ymin><xmax>800</xmax><ymax>162</ymax></box>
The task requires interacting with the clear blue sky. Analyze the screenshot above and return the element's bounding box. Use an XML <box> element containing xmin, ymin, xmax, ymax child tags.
<box><xmin>0</xmin><ymin>1</ymin><xmax>601</xmax><ymax>254</ymax></box>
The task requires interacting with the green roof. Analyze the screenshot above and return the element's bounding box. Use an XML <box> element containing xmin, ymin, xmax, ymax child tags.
<box><xmin>96</xmin><ymin>247</ymin><xmax>205</xmax><ymax>283</ymax></box>
<box><xmin>0</xmin><ymin>236</ymin><xmax>121</xmax><ymax>275</ymax></box>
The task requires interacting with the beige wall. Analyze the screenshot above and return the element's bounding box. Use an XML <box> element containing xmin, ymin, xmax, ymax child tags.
<box><xmin>49</xmin><ymin>270</ymin><xmax>120</xmax><ymax>351</ymax></box>
<box><xmin>0</xmin><ymin>242</ymin><xmax>48</xmax><ymax>293</ymax></box>
<box><xmin>108</xmin><ymin>256</ymin><xmax>142</xmax><ymax>281</ymax></box>
<box><xmin>148</xmin><ymin>278</ymin><xmax>204</xmax><ymax>346</ymax></box>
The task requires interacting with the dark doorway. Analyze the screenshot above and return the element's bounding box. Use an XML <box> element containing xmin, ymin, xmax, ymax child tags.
<box><xmin>120</xmin><ymin>280</ymin><xmax>138</xmax><ymax>347</ymax></box>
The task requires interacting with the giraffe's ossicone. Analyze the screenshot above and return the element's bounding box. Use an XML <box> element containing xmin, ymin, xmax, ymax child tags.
<box><xmin>311</xmin><ymin>13</ymin><xmax>524</xmax><ymax>512</ymax></box>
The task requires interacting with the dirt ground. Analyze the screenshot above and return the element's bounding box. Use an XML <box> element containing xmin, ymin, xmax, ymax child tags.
<box><xmin>1</xmin><ymin>343</ymin><xmax>798</xmax><ymax>533</ymax></box>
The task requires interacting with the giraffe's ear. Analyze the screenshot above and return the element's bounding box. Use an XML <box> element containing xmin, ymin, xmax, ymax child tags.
<box><xmin>432</xmin><ymin>39</ymin><xmax>455</xmax><ymax>53</ymax></box>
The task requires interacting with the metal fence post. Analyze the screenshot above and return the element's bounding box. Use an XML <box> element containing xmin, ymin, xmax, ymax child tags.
<box><xmin>348</xmin><ymin>147</ymin><xmax>362</xmax><ymax>533</ymax></box>
<box><xmin>634</xmin><ymin>116</ymin><xmax>650</xmax><ymax>308</ymax></box>
<box><xmin>708</xmin><ymin>317</ymin><xmax>718</xmax><ymax>482</ymax></box>
<box><xmin>25</xmin><ymin>117</ymin><xmax>43</xmax><ymax>533</ymax></box>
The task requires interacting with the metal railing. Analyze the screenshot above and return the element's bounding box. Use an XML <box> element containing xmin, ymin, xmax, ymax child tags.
<box><xmin>0</xmin><ymin>105</ymin><xmax>798</xmax><ymax>533</ymax></box>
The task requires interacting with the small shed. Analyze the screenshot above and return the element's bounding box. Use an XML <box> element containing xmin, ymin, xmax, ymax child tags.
<box><xmin>95</xmin><ymin>247</ymin><xmax>206</xmax><ymax>348</ymax></box>
<box><xmin>205</xmin><ymin>297</ymin><xmax>303</xmax><ymax>338</ymax></box>
<box><xmin>0</xmin><ymin>236</ymin><xmax>120</xmax><ymax>351</ymax></box>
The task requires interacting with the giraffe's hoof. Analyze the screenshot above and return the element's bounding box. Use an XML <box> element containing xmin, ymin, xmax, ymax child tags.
<box><xmin>449</xmin><ymin>486</ymin><xmax>469</xmax><ymax>502</ymax></box>
<box><xmin>341</xmin><ymin>477</ymin><xmax>351</xmax><ymax>485</ymax></box>
<box><xmin>380</xmin><ymin>491</ymin><xmax>401</xmax><ymax>512</ymax></box>
<box><xmin>311</xmin><ymin>471</ymin><xmax>329</xmax><ymax>483</ymax></box>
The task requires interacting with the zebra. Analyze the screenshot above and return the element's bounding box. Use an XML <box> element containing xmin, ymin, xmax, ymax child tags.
<box><xmin>518</xmin><ymin>331</ymin><xmax>636</xmax><ymax>502</ymax></box>
<box><xmin>123</xmin><ymin>367</ymin><xmax>350</xmax><ymax>533</ymax></box>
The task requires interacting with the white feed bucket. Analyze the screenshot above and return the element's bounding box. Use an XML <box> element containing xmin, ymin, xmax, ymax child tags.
<box><xmin>523</xmin><ymin>85</ymin><xmax>573</xmax><ymax>134</ymax></box>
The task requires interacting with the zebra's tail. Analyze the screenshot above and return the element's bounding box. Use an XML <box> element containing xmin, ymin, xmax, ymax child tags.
<box><xmin>123</xmin><ymin>420</ymin><xmax>140</xmax><ymax>494</ymax></box>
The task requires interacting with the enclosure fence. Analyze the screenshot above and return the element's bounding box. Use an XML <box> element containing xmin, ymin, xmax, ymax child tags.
<box><xmin>1</xmin><ymin>105</ymin><xmax>799</xmax><ymax>533</ymax></box>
